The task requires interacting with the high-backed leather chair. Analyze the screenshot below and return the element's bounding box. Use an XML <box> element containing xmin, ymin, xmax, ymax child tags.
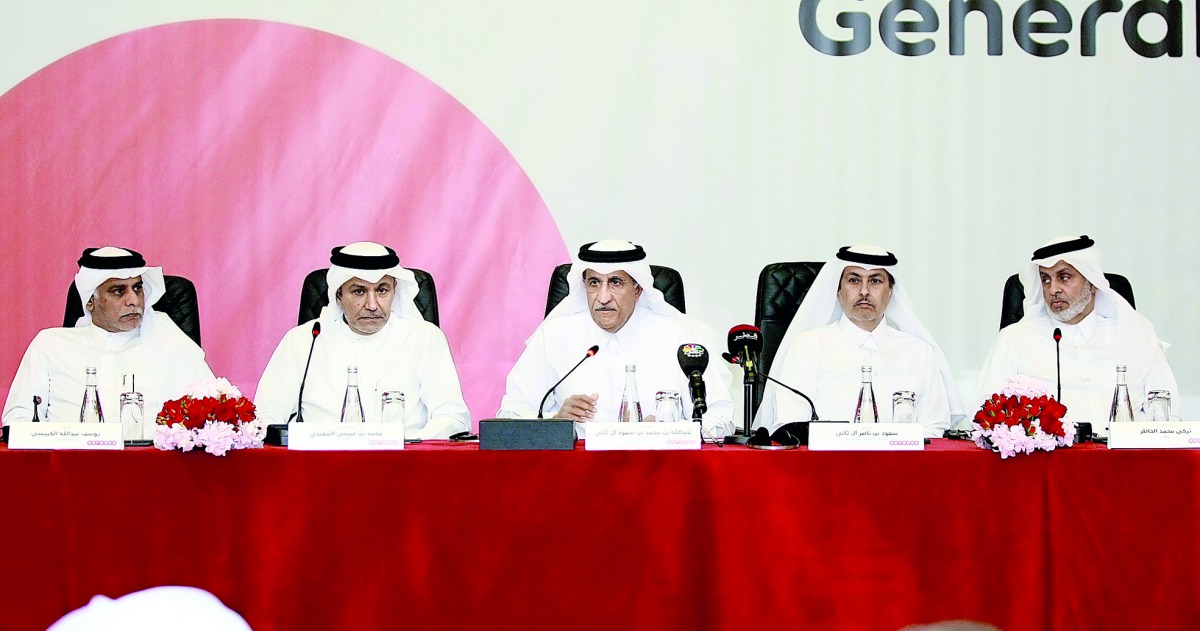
<box><xmin>999</xmin><ymin>273</ymin><xmax>1135</xmax><ymax>330</ymax></box>
<box><xmin>298</xmin><ymin>268</ymin><xmax>440</xmax><ymax>326</ymax></box>
<box><xmin>754</xmin><ymin>262</ymin><xmax>824</xmax><ymax>376</ymax></box>
<box><xmin>64</xmin><ymin>275</ymin><xmax>202</xmax><ymax>347</ymax></box>
<box><xmin>544</xmin><ymin>263</ymin><xmax>686</xmax><ymax>316</ymax></box>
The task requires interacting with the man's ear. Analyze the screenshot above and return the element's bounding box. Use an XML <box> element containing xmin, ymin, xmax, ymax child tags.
<box><xmin>85</xmin><ymin>300</ymin><xmax>93</xmax><ymax>312</ymax></box>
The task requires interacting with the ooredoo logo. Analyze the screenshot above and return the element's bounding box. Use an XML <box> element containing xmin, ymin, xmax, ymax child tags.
<box><xmin>799</xmin><ymin>0</ymin><xmax>1186</xmax><ymax>57</ymax></box>
<box><xmin>889</xmin><ymin>439</ymin><xmax>921</xmax><ymax>446</ymax></box>
<box><xmin>86</xmin><ymin>439</ymin><xmax>118</xmax><ymax>446</ymax></box>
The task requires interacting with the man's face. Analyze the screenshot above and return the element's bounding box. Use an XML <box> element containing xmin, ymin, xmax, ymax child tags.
<box><xmin>88</xmin><ymin>276</ymin><xmax>145</xmax><ymax>332</ymax></box>
<box><xmin>1039</xmin><ymin>261</ymin><xmax>1096</xmax><ymax>324</ymax></box>
<box><xmin>336</xmin><ymin>275</ymin><xmax>394</xmax><ymax>335</ymax></box>
<box><xmin>584</xmin><ymin>269</ymin><xmax>642</xmax><ymax>334</ymax></box>
<box><xmin>837</xmin><ymin>266</ymin><xmax>893</xmax><ymax>331</ymax></box>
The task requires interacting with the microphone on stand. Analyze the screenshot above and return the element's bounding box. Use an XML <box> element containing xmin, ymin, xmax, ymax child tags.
<box><xmin>725</xmin><ymin>324</ymin><xmax>765</xmax><ymax>444</ymax></box>
<box><xmin>722</xmin><ymin>353</ymin><xmax>819</xmax><ymax>421</ymax></box>
<box><xmin>678</xmin><ymin>344</ymin><xmax>721</xmax><ymax>447</ymax></box>
<box><xmin>1053</xmin><ymin>328</ymin><xmax>1062</xmax><ymax>403</ymax></box>
<box><xmin>677</xmin><ymin>344</ymin><xmax>709</xmax><ymax>418</ymax></box>
<box><xmin>537</xmin><ymin>345</ymin><xmax>600</xmax><ymax>418</ymax></box>
<box><xmin>727</xmin><ymin>325</ymin><xmax>762</xmax><ymax>379</ymax></box>
<box><xmin>293</xmin><ymin>321</ymin><xmax>321</xmax><ymax>423</ymax></box>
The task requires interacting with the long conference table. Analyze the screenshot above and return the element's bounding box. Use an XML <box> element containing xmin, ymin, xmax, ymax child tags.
<box><xmin>2</xmin><ymin>438</ymin><xmax>1197</xmax><ymax>630</ymax></box>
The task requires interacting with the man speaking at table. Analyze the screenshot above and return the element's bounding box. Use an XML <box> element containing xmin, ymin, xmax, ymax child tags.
<box><xmin>977</xmin><ymin>235</ymin><xmax>1180</xmax><ymax>428</ymax></box>
<box><xmin>255</xmin><ymin>241</ymin><xmax>470</xmax><ymax>438</ymax></box>
<box><xmin>754</xmin><ymin>244</ymin><xmax>961</xmax><ymax>438</ymax></box>
<box><xmin>2</xmin><ymin>247</ymin><xmax>214</xmax><ymax>436</ymax></box>
<box><xmin>497</xmin><ymin>240</ymin><xmax>734</xmax><ymax>439</ymax></box>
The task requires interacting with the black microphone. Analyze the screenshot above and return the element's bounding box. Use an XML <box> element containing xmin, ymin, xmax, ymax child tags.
<box><xmin>727</xmin><ymin>324</ymin><xmax>763</xmax><ymax>379</ymax></box>
<box><xmin>678</xmin><ymin>344</ymin><xmax>709</xmax><ymax>418</ymax></box>
<box><xmin>293</xmin><ymin>321</ymin><xmax>321</xmax><ymax>423</ymax></box>
<box><xmin>1053</xmin><ymin>327</ymin><xmax>1062</xmax><ymax>403</ymax></box>
<box><xmin>722</xmin><ymin>352</ymin><xmax>819</xmax><ymax>421</ymax></box>
<box><xmin>537</xmin><ymin>345</ymin><xmax>600</xmax><ymax>418</ymax></box>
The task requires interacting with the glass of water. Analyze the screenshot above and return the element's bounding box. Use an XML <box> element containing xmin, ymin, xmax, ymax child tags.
<box><xmin>891</xmin><ymin>391</ymin><xmax>917</xmax><ymax>424</ymax></box>
<box><xmin>1147</xmin><ymin>390</ymin><xmax>1172</xmax><ymax>422</ymax></box>
<box><xmin>380</xmin><ymin>391</ymin><xmax>406</xmax><ymax>424</ymax></box>
<box><xmin>119</xmin><ymin>391</ymin><xmax>144</xmax><ymax>440</ymax></box>
<box><xmin>654</xmin><ymin>390</ymin><xmax>684</xmax><ymax>423</ymax></box>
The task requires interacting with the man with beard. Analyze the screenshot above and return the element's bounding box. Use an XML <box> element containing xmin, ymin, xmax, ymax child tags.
<box><xmin>255</xmin><ymin>242</ymin><xmax>470</xmax><ymax>438</ymax></box>
<box><xmin>754</xmin><ymin>244</ymin><xmax>961</xmax><ymax>438</ymax></box>
<box><xmin>2</xmin><ymin>247</ymin><xmax>214</xmax><ymax>438</ymax></box>
<box><xmin>977</xmin><ymin>235</ymin><xmax>1179</xmax><ymax>433</ymax></box>
<box><xmin>498</xmin><ymin>240</ymin><xmax>735</xmax><ymax>439</ymax></box>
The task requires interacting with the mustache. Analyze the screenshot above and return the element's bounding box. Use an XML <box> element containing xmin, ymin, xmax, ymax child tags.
<box><xmin>593</xmin><ymin>306</ymin><xmax>618</xmax><ymax>312</ymax></box>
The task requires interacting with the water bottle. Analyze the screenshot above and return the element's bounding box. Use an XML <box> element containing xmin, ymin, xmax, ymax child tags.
<box><xmin>340</xmin><ymin>366</ymin><xmax>365</xmax><ymax>423</ymax></box>
<box><xmin>1107</xmin><ymin>364</ymin><xmax>1134</xmax><ymax>432</ymax></box>
<box><xmin>618</xmin><ymin>364</ymin><xmax>643</xmax><ymax>423</ymax></box>
<box><xmin>853</xmin><ymin>365</ymin><xmax>878</xmax><ymax>424</ymax></box>
<box><xmin>80</xmin><ymin>367</ymin><xmax>105</xmax><ymax>423</ymax></box>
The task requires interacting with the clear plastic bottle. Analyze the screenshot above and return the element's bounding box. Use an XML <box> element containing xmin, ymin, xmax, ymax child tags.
<box><xmin>618</xmin><ymin>364</ymin><xmax>643</xmax><ymax>423</ymax></box>
<box><xmin>1107</xmin><ymin>364</ymin><xmax>1134</xmax><ymax>431</ymax></box>
<box><xmin>79</xmin><ymin>367</ymin><xmax>105</xmax><ymax>423</ymax></box>
<box><xmin>340</xmin><ymin>366</ymin><xmax>365</xmax><ymax>423</ymax></box>
<box><xmin>853</xmin><ymin>365</ymin><xmax>878</xmax><ymax>424</ymax></box>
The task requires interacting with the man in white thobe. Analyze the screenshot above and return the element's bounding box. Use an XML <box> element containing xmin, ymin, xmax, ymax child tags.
<box><xmin>497</xmin><ymin>240</ymin><xmax>735</xmax><ymax>439</ymax></box>
<box><xmin>977</xmin><ymin>235</ymin><xmax>1180</xmax><ymax>434</ymax></box>
<box><xmin>754</xmin><ymin>245</ymin><xmax>962</xmax><ymax>438</ymax></box>
<box><xmin>255</xmin><ymin>241</ymin><xmax>470</xmax><ymax>439</ymax></box>
<box><xmin>2</xmin><ymin>247</ymin><xmax>214</xmax><ymax>438</ymax></box>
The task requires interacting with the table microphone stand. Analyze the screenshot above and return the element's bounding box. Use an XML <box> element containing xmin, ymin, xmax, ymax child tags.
<box><xmin>724</xmin><ymin>359</ymin><xmax>757</xmax><ymax>445</ymax></box>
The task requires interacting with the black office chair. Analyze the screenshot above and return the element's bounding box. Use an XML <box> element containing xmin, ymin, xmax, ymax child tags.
<box><xmin>999</xmin><ymin>273</ymin><xmax>1135</xmax><ymax>330</ymax></box>
<box><xmin>298</xmin><ymin>268</ymin><xmax>440</xmax><ymax>326</ymax></box>
<box><xmin>544</xmin><ymin>263</ymin><xmax>686</xmax><ymax>316</ymax></box>
<box><xmin>754</xmin><ymin>262</ymin><xmax>825</xmax><ymax>377</ymax></box>
<box><xmin>64</xmin><ymin>275</ymin><xmax>202</xmax><ymax>347</ymax></box>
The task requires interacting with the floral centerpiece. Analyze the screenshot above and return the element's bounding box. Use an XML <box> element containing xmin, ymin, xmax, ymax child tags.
<box><xmin>154</xmin><ymin>378</ymin><xmax>264</xmax><ymax>456</ymax></box>
<box><xmin>972</xmin><ymin>375</ymin><xmax>1075</xmax><ymax>459</ymax></box>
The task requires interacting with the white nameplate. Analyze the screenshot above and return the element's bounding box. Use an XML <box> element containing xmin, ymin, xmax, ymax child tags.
<box><xmin>808</xmin><ymin>422</ymin><xmax>924</xmax><ymax>451</ymax></box>
<box><xmin>585</xmin><ymin>422</ymin><xmax>701</xmax><ymax>451</ymax></box>
<box><xmin>1108</xmin><ymin>422</ymin><xmax>1200</xmax><ymax>449</ymax></box>
<box><xmin>7</xmin><ymin>422</ymin><xmax>124</xmax><ymax>450</ymax></box>
<box><xmin>288</xmin><ymin>422</ymin><xmax>406</xmax><ymax>451</ymax></box>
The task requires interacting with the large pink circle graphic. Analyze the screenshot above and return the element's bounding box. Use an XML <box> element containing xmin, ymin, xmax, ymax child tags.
<box><xmin>0</xmin><ymin>19</ymin><xmax>568</xmax><ymax>422</ymax></box>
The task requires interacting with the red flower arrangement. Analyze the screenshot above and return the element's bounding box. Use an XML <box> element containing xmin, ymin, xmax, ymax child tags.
<box><xmin>153</xmin><ymin>378</ymin><xmax>263</xmax><ymax>456</ymax></box>
<box><xmin>972</xmin><ymin>375</ymin><xmax>1075</xmax><ymax>458</ymax></box>
<box><xmin>157</xmin><ymin>394</ymin><xmax>256</xmax><ymax>430</ymax></box>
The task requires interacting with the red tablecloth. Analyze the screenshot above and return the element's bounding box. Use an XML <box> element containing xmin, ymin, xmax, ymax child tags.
<box><xmin>1</xmin><ymin>440</ymin><xmax>1197</xmax><ymax>630</ymax></box>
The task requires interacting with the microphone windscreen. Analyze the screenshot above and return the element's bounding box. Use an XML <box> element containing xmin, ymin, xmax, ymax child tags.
<box><xmin>586</xmin><ymin>344</ymin><xmax>600</xmax><ymax>357</ymax></box>
<box><xmin>677</xmin><ymin>343</ymin><xmax>709</xmax><ymax>375</ymax></box>
<box><xmin>727</xmin><ymin>324</ymin><xmax>764</xmax><ymax>356</ymax></box>
<box><xmin>720</xmin><ymin>352</ymin><xmax>739</xmax><ymax>365</ymax></box>
<box><xmin>1053</xmin><ymin>327</ymin><xmax>1062</xmax><ymax>342</ymax></box>
<box><xmin>312</xmin><ymin>321</ymin><xmax>321</xmax><ymax>336</ymax></box>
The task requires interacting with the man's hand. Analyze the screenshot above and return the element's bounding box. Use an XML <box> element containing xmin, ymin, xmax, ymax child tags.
<box><xmin>554</xmin><ymin>393</ymin><xmax>599</xmax><ymax>421</ymax></box>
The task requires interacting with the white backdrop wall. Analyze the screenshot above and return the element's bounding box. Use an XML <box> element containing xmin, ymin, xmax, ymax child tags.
<box><xmin>1</xmin><ymin>0</ymin><xmax>1196</xmax><ymax>416</ymax></box>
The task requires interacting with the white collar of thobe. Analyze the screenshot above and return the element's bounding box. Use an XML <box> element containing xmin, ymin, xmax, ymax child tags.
<box><xmin>1059</xmin><ymin>309</ymin><xmax>1104</xmax><ymax>344</ymax></box>
<box><xmin>598</xmin><ymin>305</ymin><xmax>646</xmax><ymax>351</ymax></box>
<box><xmin>83</xmin><ymin>321</ymin><xmax>141</xmax><ymax>350</ymax></box>
<box><xmin>837</xmin><ymin>313</ymin><xmax>890</xmax><ymax>351</ymax></box>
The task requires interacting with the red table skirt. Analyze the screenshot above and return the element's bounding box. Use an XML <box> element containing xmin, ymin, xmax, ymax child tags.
<box><xmin>2</xmin><ymin>440</ymin><xmax>1197</xmax><ymax>630</ymax></box>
